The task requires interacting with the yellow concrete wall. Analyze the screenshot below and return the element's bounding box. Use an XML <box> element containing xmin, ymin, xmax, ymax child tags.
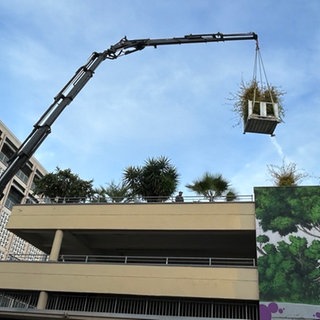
<box><xmin>0</xmin><ymin>262</ymin><xmax>258</xmax><ymax>300</ymax></box>
<box><xmin>8</xmin><ymin>202</ymin><xmax>255</xmax><ymax>231</ymax></box>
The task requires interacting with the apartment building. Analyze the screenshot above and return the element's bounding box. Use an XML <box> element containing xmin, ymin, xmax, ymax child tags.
<box><xmin>0</xmin><ymin>197</ymin><xmax>259</xmax><ymax>319</ymax></box>
<box><xmin>0</xmin><ymin>120</ymin><xmax>47</xmax><ymax>260</ymax></box>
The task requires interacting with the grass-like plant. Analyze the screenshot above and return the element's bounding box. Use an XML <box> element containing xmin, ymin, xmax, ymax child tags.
<box><xmin>231</xmin><ymin>80</ymin><xmax>285</xmax><ymax>125</ymax></box>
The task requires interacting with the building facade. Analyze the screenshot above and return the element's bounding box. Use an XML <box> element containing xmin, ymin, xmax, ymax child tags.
<box><xmin>0</xmin><ymin>198</ymin><xmax>259</xmax><ymax>319</ymax></box>
<box><xmin>0</xmin><ymin>120</ymin><xmax>47</xmax><ymax>260</ymax></box>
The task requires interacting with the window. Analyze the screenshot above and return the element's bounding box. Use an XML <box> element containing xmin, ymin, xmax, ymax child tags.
<box><xmin>4</xmin><ymin>186</ymin><xmax>23</xmax><ymax>210</ymax></box>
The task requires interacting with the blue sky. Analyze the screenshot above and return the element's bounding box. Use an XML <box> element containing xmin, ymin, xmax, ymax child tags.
<box><xmin>0</xmin><ymin>0</ymin><xmax>319</xmax><ymax>196</ymax></box>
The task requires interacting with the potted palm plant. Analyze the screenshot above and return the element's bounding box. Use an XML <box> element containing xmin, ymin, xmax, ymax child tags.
<box><xmin>186</xmin><ymin>172</ymin><xmax>236</xmax><ymax>202</ymax></box>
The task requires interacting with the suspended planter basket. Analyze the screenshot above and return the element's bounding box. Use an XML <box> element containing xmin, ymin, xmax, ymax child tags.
<box><xmin>243</xmin><ymin>81</ymin><xmax>283</xmax><ymax>135</ymax></box>
<box><xmin>232</xmin><ymin>43</ymin><xmax>285</xmax><ymax>135</ymax></box>
<box><xmin>246</xmin><ymin>100</ymin><xmax>280</xmax><ymax>133</ymax></box>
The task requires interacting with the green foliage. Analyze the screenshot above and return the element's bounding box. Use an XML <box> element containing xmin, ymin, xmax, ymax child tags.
<box><xmin>123</xmin><ymin>156</ymin><xmax>179</xmax><ymax>202</ymax></box>
<box><xmin>258</xmin><ymin>236</ymin><xmax>320</xmax><ymax>304</ymax></box>
<box><xmin>90</xmin><ymin>187</ymin><xmax>108</xmax><ymax>203</ymax></box>
<box><xmin>257</xmin><ymin>235</ymin><xmax>270</xmax><ymax>255</ymax></box>
<box><xmin>226</xmin><ymin>190</ymin><xmax>237</xmax><ymax>202</ymax></box>
<box><xmin>34</xmin><ymin>167</ymin><xmax>94</xmax><ymax>203</ymax></box>
<box><xmin>257</xmin><ymin>235</ymin><xmax>270</xmax><ymax>244</ymax></box>
<box><xmin>267</xmin><ymin>162</ymin><xmax>307</xmax><ymax>186</ymax></box>
<box><xmin>256</xmin><ymin>186</ymin><xmax>320</xmax><ymax>304</ymax></box>
<box><xmin>186</xmin><ymin>172</ymin><xmax>235</xmax><ymax>202</ymax></box>
<box><xmin>255</xmin><ymin>186</ymin><xmax>320</xmax><ymax>237</ymax></box>
<box><xmin>104</xmin><ymin>181</ymin><xmax>130</xmax><ymax>203</ymax></box>
<box><xmin>231</xmin><ymin>80</ymin><xmax>285</xmax><ymax>125</ymax></box>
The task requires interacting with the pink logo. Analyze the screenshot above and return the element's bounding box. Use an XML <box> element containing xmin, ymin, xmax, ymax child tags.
<box><xmin>260</xmin><ymin>303</ymin><xmax>284</xmax><ymax>320</ymax></box>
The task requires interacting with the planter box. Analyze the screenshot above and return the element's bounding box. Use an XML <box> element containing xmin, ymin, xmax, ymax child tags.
<box><xmin>244</xmin><ymin>100</ymin><xmax>281</xmax><ymax>135</ymax></box>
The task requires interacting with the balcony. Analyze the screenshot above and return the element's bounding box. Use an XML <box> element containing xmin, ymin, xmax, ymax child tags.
<box><xmin>7</xmin><ymin>201</ymin><xmax>256</xmax><ymax>259</ymax></box>
<box><xmin>0</xmin><ymin>253</ymin><xmax>259</xmax><ymax>318</ymax></box>
<box><xmin>0</xmin><ymin>289</ymin><xmax>260</xmax><ymax>319</ymax></box>
<box><xmin>0</xmin><ymin>258</ymin><xmax>258</xmax><ymax>300</ymax></box>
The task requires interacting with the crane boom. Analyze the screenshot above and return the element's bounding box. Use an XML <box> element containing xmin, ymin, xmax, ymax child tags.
<box><xmin>0</xmin><ymin>32</ymin><xmax>257</xmax><ymax>199</ymax></box>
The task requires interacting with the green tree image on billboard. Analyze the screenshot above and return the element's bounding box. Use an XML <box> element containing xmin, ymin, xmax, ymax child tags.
<box><xmin>255</xmin><ymin>186</ymin><xmax>320</xmax><ymax>238</ymax></box>
<box><xmin>257</xmin><ymin>235</ymin><xmax>319</xmax><ymax>304</ymax></box>
<box><xmin>254</xmin><ymin>186</ymin><xmax>320</xmax><ymax>319</ymax></box>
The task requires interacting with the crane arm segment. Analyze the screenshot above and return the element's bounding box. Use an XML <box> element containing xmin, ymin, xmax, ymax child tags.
<box><xmin>103</xmin><ymin>32</ymin><xmax>257</xmax><ymax>58</ymax></box>
<box><xmin>0</xmin><ymin>32</ymin><xmax>257</xmax><ymax>199</ymax></box>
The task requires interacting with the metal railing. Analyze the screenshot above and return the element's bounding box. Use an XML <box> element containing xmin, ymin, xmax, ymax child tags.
<box><xmin>0</xmin><ymin>152</ymin><xmax>9</xmax><ymax>165</ymax></box>
<box><xmin>59</xmin><ymin>255</ymin><xmax>256</xmax><ymax>267</ymax></box>
<box><xmin>47</xmin><ymin>293</ymin><xmax>259</xmax><ymax>318</ymax></box>
<box><xmin>6</xmin><ymin>254</ymin><xmax>48</xmax><ymax>262</ymax></box>
<box><xmin>15</xmin><ymin>169</ymin><xmax>29</xmax><ymax>184</ymax></box>
<box><xmin>0</xmin><ymin>152</ymin><xmax>30</xmax><ymax>185</ymax></box>
<box><xmin>0</xmin><ymin>291</ymin><xmax>38</xmax><ymax>309</ymax></box>
<box><xmin>4</xmin><ymin>197</ymin><xmax>16</xmax><ymax>210</ymax></box>
<box><xmin>3</xmin><ymin>254</ymin><xmax>256</xmax><ymax>267</ymax></box>
<box><xmin>26</xmin><ymin>194</ymin><xmax>254</xmax><ymax>205</ymax></box>
<box><xmin>0</xmin><ymin>290</ymin><xmax>259</xmax><ymax>319</ymax></box>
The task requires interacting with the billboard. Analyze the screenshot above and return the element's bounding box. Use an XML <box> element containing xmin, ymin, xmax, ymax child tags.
<box><xmin>254</xmin><ymin>186</ymin><xmax>320</xmax><ymax>320</ymax></box>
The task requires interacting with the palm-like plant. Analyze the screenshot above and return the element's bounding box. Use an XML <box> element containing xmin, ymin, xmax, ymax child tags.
<box><xmin>186</xmin><ymin>172</ymin><xmax>235</xmax><ymax>202</ymax></box>
<box><xmin>91</xmin><ymin>187</ymin><xmax>108</xmax><ymax>203</ymax></box>
<box><xmin>123</xmin><ymin>156</ymin><xmax>179</xmax><ymax>202</ymax></box>
<box><xmin>104</xmin><ymin>181</ymin><xmax>130</xmax><ymax>203</ymax></box>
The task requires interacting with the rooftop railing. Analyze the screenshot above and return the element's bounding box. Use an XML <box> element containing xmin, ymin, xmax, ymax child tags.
<box><xmin>26</xmin><ymin>194</ymin><xmax>254</xmax><ymax>205</ymax></box>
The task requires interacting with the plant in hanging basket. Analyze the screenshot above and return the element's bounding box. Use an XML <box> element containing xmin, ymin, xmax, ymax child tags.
<box><xmin>231</xmin><ymin>80</ymin><xmax>285</xmax><ymax>125</ymax></box>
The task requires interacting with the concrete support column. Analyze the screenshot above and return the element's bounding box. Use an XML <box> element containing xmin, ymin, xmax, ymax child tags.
<box><xmin>49</xmin><ymin>229</ymin><xmax>64</xmax><ymax>262</ymax></box>
<box><xmin>37</xmin><ymin>230</ymin><xmax>64</xmax><ymax>310</ymax></box>
<box><xmin>37</xmin><ymin>291</ymin><xmax>48</xmax><ymax>310</ymax></box>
